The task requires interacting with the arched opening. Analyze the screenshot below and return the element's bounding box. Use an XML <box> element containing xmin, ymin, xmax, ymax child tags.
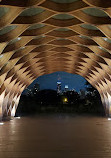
<box><xmin>16</xmin><ymin>72</ymin><xmax>105</xmax><ymax>117</ymax></box>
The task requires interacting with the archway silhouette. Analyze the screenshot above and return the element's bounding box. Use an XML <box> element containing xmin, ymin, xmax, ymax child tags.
<box><xmin>17</xmin><ymin>72</ymin><xmax>104</xmax><ymax>116</ymax></box>
<box><xmin>0</xmin><ymin>0</ymin><xmax>111</xmax><ymax>119</ymax></box>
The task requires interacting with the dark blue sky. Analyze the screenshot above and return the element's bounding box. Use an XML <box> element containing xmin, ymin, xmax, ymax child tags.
<box><xmin>28</xmin><ymin>71</ymin><xmax>86</xmax><ymax>92</ymax></box>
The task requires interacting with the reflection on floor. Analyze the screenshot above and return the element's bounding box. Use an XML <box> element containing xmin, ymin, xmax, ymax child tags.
<box><xmin>0</xmin><ymin>114</ymin><xmax>110</xmax><ymax>158</ymax></box>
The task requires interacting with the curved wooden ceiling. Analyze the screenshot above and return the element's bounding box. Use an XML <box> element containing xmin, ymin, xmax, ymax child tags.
<box><xmin>0</xmin><ymin>0</ymin><xmax>111</xmax><ymax>116</ymax></box>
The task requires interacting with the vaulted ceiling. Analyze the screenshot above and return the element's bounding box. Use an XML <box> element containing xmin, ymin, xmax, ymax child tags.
<box><xmin>1</xmin><ymin>0</ymin><xmax>111</xmax><ymax>117</ymax></box>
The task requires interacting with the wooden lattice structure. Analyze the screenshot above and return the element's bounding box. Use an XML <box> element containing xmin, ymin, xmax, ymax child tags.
<box><xmin>0</xmin><ymin>0</ymin><xmax>111</xmax><ymax>118</ymax></box>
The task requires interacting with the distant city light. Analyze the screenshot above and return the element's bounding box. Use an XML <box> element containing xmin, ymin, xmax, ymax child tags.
<box><xmin>57</xmin><ymin>81</ymin><xmax>61</xmax><ymax>94</ymax></box>
<box><xmin>57</xmin><ymin>82</ymin><xmax>61</xmax><ymax>84</ymax></box>
<box><xmin>65</xmin><ymin>85</ymin><xmax>68</xmax><ymax>89</ymax></box>
<box><xmin>64</xmin><ymin>98</ymin><xmax>68</xmax><ymax>102</ymax></box>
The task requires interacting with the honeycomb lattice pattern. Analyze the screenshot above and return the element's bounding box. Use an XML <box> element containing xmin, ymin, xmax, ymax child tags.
<box><xmin>0</xmin><ymin>0</ymin><xmax>111</xmax><ymax>117</ymax></box>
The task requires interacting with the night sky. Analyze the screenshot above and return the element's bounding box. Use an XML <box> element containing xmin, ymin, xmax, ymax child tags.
<box><xmin>28</xmin><ymin>71</ymin><xmax>86</xmax><ymax>92</ymax></box>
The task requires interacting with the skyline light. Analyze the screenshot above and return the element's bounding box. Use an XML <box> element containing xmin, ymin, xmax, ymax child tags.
<box><xmin>27</xmin><ymin>71</ymin><xmax>86</xmax><ymax>92</ymax></box>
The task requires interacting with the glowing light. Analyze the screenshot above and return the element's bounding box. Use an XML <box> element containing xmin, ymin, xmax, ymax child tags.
<box><xmin>64</xmin><ymin>98</ymin><xmax>68</xmax><ymax>102</ymax></box>
<box><xmin>11</xmin><ymin>105</ymin><xmax>15</xmax><ymax>117</ymax></box>
<box><xmin>17</xmin><ymin>37</ymin><xmax>21</xmax><ymax>40</ymax></box>
<box><xmin>16</xmin><ymin>117</ymin><xmax>21</xmax><ymax>119</ymax></box>
<box><xmin>57</xmin><ymin>82</ymin><xmax>61</xmax><ymax>84</ymax></box>
<box><xmin>65</xmin><ymin>85</ymin><xmax>68</xmax><ymax>88</ymax></box>
<box><xmin>108</xmin><ymin>118</ymin><xmax>111</xmax><ymax>120</ymax></box>
<box><xmin>0</xmin><ymin>122</ymin><xmax>4</xmax><ymax>125</ymax></box>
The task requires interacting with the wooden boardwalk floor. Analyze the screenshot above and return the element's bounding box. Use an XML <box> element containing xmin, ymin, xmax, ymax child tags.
<box><xmin>0</xmin><ymin>114</ymin><xmax>111</xmax><ymax>158</ymax></box>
